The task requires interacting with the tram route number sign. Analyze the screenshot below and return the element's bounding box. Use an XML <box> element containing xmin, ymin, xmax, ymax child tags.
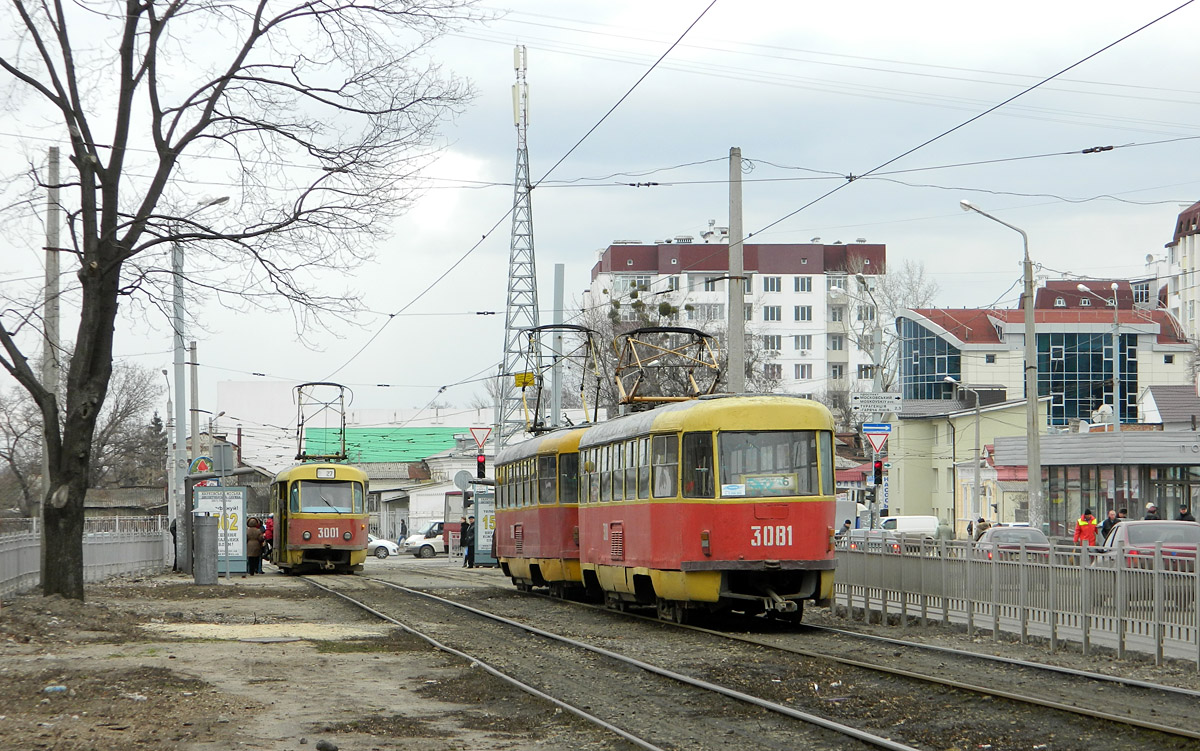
<box><xmin>850</xmin><ymin>392</ymin><xmax>903</xmax><ymax>413</ymax></box>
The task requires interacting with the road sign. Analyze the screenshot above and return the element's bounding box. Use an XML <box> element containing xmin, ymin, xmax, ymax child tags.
<box><xmin>469</xmin><ymin>427</ymin><xmax>492</xmax><ymax>450</ymax></box>
<box><xmin>850</xmin><ymin>392</ymin><xmax>903</xmax><ymax>412</ymax></box>
<box><xmin>862</xmin><ymin>423</ymin><xmax>891</xmax><ymax>453</ymax></box>
<box><xmin>454</xmin><ymin>470</ymin><xmax>472</xmax><ymax>491</ymax></box>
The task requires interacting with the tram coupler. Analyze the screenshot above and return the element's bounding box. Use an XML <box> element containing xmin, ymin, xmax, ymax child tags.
<box><xmin>763</xmin><ymin>587</ymin><xmax>798</xmax><ymax>613</ymax></box>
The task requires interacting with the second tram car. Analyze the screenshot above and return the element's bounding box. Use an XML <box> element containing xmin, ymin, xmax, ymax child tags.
<box><xmin>495</xmin><ymin>394</ymin><xmax>839</xmax><ymax>622</ymax></box>
<box><xmin>269</xmin><ymin>462</ymin><xmax>369</xmax><ymax>574</ymax></box>
<box><xmin>494</xmin><ymin>427</ymin><xmax>588</xmax><ymax>595</ymax></box>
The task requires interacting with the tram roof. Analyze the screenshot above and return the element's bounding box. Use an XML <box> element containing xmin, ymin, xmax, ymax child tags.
<box><xmin>578</xmin><ymin>394</ymin><xmax>834</xmax><ymax>449</ymax></box>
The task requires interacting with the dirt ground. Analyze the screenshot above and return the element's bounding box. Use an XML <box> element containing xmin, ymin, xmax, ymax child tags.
<box><xmin>0</xmin><ymin>569</ymin><xmax>612</xmax><ymax>751</ymax></box>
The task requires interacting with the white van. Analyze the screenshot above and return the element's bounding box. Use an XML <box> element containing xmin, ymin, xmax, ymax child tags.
<box><xmin>879</xmin><ymin>515</ymin><xmax>939</xmax><ymax>539</ymax></box>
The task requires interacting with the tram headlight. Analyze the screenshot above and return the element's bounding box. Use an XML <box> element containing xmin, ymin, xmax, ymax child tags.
<box><xmin>302</xmin><ymin>531</ymin><xmax>312</xmax><ymax>540</ymax></box>
<box><xmin>343</xmin><ymin>531</ymin><xmax>352</xmax><ymax>541</ymax></box>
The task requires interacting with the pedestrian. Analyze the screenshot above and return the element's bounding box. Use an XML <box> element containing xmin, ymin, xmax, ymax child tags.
<box><xmin>462</xmin><ymin>515</ymin><xmax>476</xmax><ymax>568</ymax></box>
<box><xmin>399</xmin><ymin>518</ymin><xmax>408</xmax><ymax>544</ymax></box>
<box><xmin>1074</xmin><ymin>508</ymin><xmax>1099</xmax><ymax>547</ymax></box>
<box><xmin>1099</xmin><ymin>509</ymin><xmax>1119</xmax><ymax>541</ymax></box>
<box><xmin>170</xmin><ymin>517</ymin><xmax>178</xmax><ymax>571</ymax></box>
<box><xmin>245</xmin><ymin>517</ymin><xmax>265</xmax><ymax>576</ymax></box>
<box><xmin>836</xmin><ymin>519</ymin><xmax>852</xmax><ymax>538</ymax></box>
<box><xmin>261</xmin><ymin>514</ymin><xmax>274</xmax><ymax>565</ymax></box>
<box><xmin>1144</xmin><ymin>502</ymin><xmax>1162</xmax><ymax>520</ymax></box>
<box><xmin>973</xmin><ymin>517</ymin><xmax>991</xmax><ymax>541</ymax></box>
<box><xmin>1117</xmin><ymin>508</ymin><xmax>1128</xmax><ymax>520</ymax></box>
<box><xmin>966</xmin><ymin>520</ymin><xmax>974</xmax><ymax>539</ymax></box>
<box><xmin>1178</xmin><ymin>505</ymin><xmax>1196</xmax><ymax>522</ymax></box>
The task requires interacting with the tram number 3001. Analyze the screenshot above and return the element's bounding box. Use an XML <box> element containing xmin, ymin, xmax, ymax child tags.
<box><xmin>316</xmin><ymin>527</ymin><xmax>341</xmax><ymax>539</ymax></box>
<box><xmin>750</xmin><ymin>525</ymin><xmax>793</xmax><ymax>547</ymax></box>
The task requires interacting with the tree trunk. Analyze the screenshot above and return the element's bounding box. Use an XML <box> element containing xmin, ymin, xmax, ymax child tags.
<box><xmin>40</xmin><ymin>481</ymin><xmax>86</xmax><ymax>599</ymax></box>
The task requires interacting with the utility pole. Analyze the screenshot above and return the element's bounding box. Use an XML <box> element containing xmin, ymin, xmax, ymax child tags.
<box><xmin>41</xmin><ymin>146</ymin><xmax>62</xmax><ymax>514</ymax></box>
<box><xmin>728</xmin><ymin>147</ymin><xmax>745</xmax><ymax>393</ymax></box>
<box><xmin>551</xmin><ymin>263</ymin><xmax>564</xmax><ymax>428</ymax></box>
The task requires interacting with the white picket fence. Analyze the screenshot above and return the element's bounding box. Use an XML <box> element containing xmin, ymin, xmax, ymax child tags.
<box><xmin>834</xmin><ymin>539</ymin><xmax>1200</xmax><ymax>669</ymax></box>
<box><xmin>0</xmin><ymin>516</ymin><xmax>171</xmax><ymax>598</ymax></box>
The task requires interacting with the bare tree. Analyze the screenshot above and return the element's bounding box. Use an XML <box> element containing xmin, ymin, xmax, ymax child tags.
<box><xmin>845</xmin><ymin>258</ymin><xmax>940</xmax><ymax>391</ymax></box>
<box><xmin>0</xmin><ymin>0</ymin><xmax>477</xmax><ymax>598</ymax></box>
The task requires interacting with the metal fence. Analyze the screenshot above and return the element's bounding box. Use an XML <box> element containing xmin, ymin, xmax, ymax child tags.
<box><xmin>834</xmin><ymin>539</ymin><xmax>1200</xmax><ymax>669</ymax></box>
<box><xmin>0</xmin><ymin>516</ymin><xmax>171</xmax><ymax>598</ymax></box>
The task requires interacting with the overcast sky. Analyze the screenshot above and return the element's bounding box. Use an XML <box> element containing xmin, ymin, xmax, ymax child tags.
<box><xmin>7</xmin><ymin>0</ymin><xmax>1200</xmax><ymax>433</ymax></box>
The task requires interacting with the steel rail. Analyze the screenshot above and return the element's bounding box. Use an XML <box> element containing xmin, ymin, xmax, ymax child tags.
<box><xmin>312</xmin><ymin>575</ymin><xmax>921</xmax><ymax>751</ymax></box>
<box><xmin>549</xmin><ymin>595</ymin><xmax>1200</xmax><ymax>742</ymax></box>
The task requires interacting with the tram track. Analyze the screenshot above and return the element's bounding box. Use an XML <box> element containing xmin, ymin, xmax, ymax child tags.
<box><xmin>302</xmin><ymin>574</ymin><xmax>920</xmax><ymax>751</ymax></box>
<box><xmin>363</xmin><ymin>565</ymin><xmax>1200</xmax><ymax>750</ymax></box>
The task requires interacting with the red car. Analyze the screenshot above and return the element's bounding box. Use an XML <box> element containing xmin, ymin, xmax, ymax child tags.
<box><xmin>1093</xmin><ymin>520</ymin><xmax>1200</xmax><ymax>571</ymax></box>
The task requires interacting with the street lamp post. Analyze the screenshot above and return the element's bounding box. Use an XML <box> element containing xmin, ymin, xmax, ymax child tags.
<box><xmin>1077</xmin><ymin>282</ymin><xmax>1121</xmax><ymax>429</ymax></box>
<box><xmin>959</xmin><ymin>200</ymin><xmax>1043</xmax><ymax>531</ymax></box>
<box><xmin>172</xmin><ymin>195</ymin><xmax>229</xmax><ymax>574</ymax></box>
<box><xmin>945</xmin><ymin>376</ymin><xmax>982</xmax><ymax>523</ymax></box>
<box><xmin>855</xmin><ymin>273</ymin><xmax>885</xmax><ymax>527</ymax></box>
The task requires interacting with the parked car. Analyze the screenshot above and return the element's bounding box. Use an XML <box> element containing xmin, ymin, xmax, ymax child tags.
<box><xmin>367</xmin><ymin>535</ymin><xmax>400</xmax><ymax>559</ymax></box>
<box><xmin>879</xmin><ymin>515</ymin><xmax>939</xmax><ymax>539</ymax></box>
<box><xmin>1092</xmin><ymin>520</ymin><xmax>1200</xmax><ymax>571</ymax></box>
<box><xmin>403</xmin><ymin>521</ymin><xmax>448</xmax><ymax>558</ymax></box>
<box><xmin>972</xmin><ymin>525</ymin><xmax>1051</xmax><ymax>560</ymax></box>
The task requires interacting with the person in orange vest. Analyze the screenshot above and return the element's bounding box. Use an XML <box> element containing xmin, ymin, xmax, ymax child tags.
<box><xmin>1074</xmin><ymin>508</ymin><xmax>1099</xmax><ymax>547</ymax></box>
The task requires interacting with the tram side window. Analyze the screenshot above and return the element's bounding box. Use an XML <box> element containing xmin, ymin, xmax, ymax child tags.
<box><xmin>820</xmin><ymin>431</ymin><xmax>835</xmax><ymax>496</ymax></box>
<box><xmin>652</xmin><ymin>434</ymin><xmax>678</xmax><ymax>498</ymax></box>
<box><xmin>524</xmin><ymin>458</ymin><xmax>535</xmax><ymax>507</ymax></box>
<box><xmin>612</xmin><ymin>442</ymin><xmax>624</xmax><ymax>501</ymax></box>
<box><xmin>290</xmin><ymin>483</ymin><xmax>300</xmax><ymax>512</ymax></box>
<box><xmin>682</xmin><ymin>432</ymin><xmax>715</xmax><ymax>498</ymax></box>
<box><xmin>638</xmin><ymin>436</ymin><xmax>650</xmax><ymax>499</ymax></box>
<box><xmin>560</xmin><ymin>452</ymin><xmax>580</xmax><ymax>504</ymax></box>
<box><xmin>538</xmin><ymin>455</ymin><xmax>557</xmax><ymax>505</ymax></box>
<box><xmin>624</xmin><ymin>440</ymin><xmax>638</xmax><ymax>501</ymax></box>
<box><xmin>600</xmin><ymin>445</ymin><xmax>612</xmax><ymax>502</ymax></box>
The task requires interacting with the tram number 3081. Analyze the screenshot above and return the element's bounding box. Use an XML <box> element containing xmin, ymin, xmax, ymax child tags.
<box><xmin>750</xmin><ymin>525</ymin><xmax>793</xmax><ymax>547</ymax></box>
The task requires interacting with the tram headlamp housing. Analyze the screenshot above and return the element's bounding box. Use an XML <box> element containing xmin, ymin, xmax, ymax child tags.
<box><xmin>343</xmin><ymin>531</ymin><xmax>352</xmax><ymax>541</ymax></box>
<box><xmin>700</xmin><ymin>529</ymin><xmax>711</xmax><ymax>556</ymax></box>
<box><xmin>302</xmin><ymin>531</ymin><xmax>312</xmax><ymax>540</ymax></box>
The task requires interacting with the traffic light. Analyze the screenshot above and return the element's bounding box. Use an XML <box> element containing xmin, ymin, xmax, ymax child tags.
<box><xmin>873</xmin><ymin>459</ymin><xmax>883</xmax><ymax>486</ymax></box>
<box><xmin>476</xmin><ymin>453</ymin><xmax>486</xmax><ymax>479</ymax></box>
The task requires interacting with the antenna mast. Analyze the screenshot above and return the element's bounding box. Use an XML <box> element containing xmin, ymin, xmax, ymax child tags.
<box><xmin>497</xmin><ymin>45</ymin><xmax>542</xmax><ymax>447</ymax></box>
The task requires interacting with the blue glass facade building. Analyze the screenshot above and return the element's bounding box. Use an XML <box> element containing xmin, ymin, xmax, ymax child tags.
<box><xmin>898</xmin><ymin>317</ymin><xmax>960</xmax><ymax>400</ymax></box>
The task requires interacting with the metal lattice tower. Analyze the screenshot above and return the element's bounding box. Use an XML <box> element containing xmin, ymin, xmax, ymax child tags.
<box><xmin>496</xmin><ymin>45</ymin><xmax>541</xmax><ymax>448</ymax></box>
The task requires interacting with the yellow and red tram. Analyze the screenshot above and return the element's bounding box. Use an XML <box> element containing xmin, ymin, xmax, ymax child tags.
<box><xmin>494</xmin><ymin>427</ymin><xmax>588</xmax><ymax>595</ymax></box>
<box><xmin>269</xmin><ymin>462</ymin><xmax>369</xmax><ymax>574</ymax></box>
<box><xmin>495</xmin><ymin>395</ymin><xmax>838</xmax><ymax>622</ymax></box>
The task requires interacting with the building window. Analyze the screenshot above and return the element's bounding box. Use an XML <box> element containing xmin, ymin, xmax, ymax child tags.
<box><xmin>666</xmin><ymin>276</ymin><xmax>680</xmax><ymax>292</ymax></box>
<box><xmin>985</xmin><ymin>354</ymin><xmax>996</xmax><ymax>364</ymax></box>
<box><xmin>795</xmin><ymin>276</ymin><xmax>812</xmax><ymax>292</ymax></box>
<box><xmin>857</xmin><ymin>304</ymin><xmax>876</xmax><ymax>322</ymax></box>
<box><xmin>828</xmin><ymin>334</ymin><xmax>844</xmax><ymax>351</ymax></box>
<box><xmin>793</xmin><ymin>334</ymin><xmax>812</xmax><ymax>351</ymax></box>
<box><xmin>1080</xmin><ymin>297</ymin><xmax>1091</xmax><ymax>307</ymax></box>
<box><xmin>762</xmin><ymin>335</ymin><xmax>781</xmax><ymax>351</ymax></box>
<box><xmin>857</xmin><ymin>364</ymin><xmax>874</xmax><ymax>380</ymax></box>
<box><xmin>795</xmin><ymin>305</ymin><xmax>813</xmax><ymax>322</ymax></box>
<box><xmin>829</xmin><ymin>306</ymin><xmax>845</xmax><ymax>322</ymax></box>
<box><xmin>704</xmin><ymin>276</ymin><xmax>721</xmax><ymax>292</ymax></box>
<box><xmin>801</xmin><ymin>258</ymin><xmax>808</xmax><ymax>265</ymax></box>
<box><xmin>828</xmin><ymin>275</ymin><xmax>847</xmax><ymax>290</ymax></box>
<box><xmin>1054</xmin><ymin>297</ymin><xmax>1066</xmax><ymax>307</ymax></box>
<box><xmin>795</xmin><ymin>363</ymin><xmax>813</xmax><ymax>379</ymax></box>
<box><xmin>745</xmin><ymin>304</ymin><xmax>753</xmax><ymax>321</ymax></box>
<box><xmin>830</xmin><ymin>364</ymin><xmax>845</xmax><ymax>380</ymax></box>
<box><xmin>1132</xmin><ymin>282</ymin><xmax>1150</xmax><ymax>304</ymax></box>
<box><xmin>744</xmin><ymin>276</ymin><xmax>752</xmax><ymax>294</ymax></box>
<box><xmin>858</xmin><ymin>333</ymin><xmax>874</xmax><ymax>352</ymax></box>
<box><xmin>764</xmin><ymin>363</ymin><xmax>782</xmax><ymax>379</ymax></box>
<box><xmin>1166</xmin><ymin>354</ymin><xmax>1175</xmax><ymax>364</ymax></box>
<box><xmin>763</xmin><ymin>305</ymin><xmax>782</xmax><ymax>321</ymax></box>
<box><xmin>687</xmin><ymin>303</ymin><xmax>725</xmax><ymax>321</ymax></box>
<box><xmin>763</xmin><ymin>276</ymin><xmax>781</xmax><ymax>292</ymax></box>
<box><xmin>613</xmin><ymin>275</ymin><xmax>652</xmax><ymax>294</ymax></box>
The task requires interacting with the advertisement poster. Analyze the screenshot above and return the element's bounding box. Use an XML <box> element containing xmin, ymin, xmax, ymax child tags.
<box><xmin>473</xmin><ymin>487</ymin><xmax>496</xmax><ymax>567</ymax></box>
<box><xmin>194</xmin><ymin>487</ymin><xmax>247</xmax><ymax>560</ymax></box>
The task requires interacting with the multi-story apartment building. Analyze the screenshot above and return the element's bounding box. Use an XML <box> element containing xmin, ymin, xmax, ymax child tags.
<box><xmin>896</xmin><ymin>279</ymin><xmax>1191</xmax><ymax>426</ymax></box>
<box><xmin>582</xmin><ymin>231</ymin><xmax>887</xmax><ymax>397</ymax></box>
<box><xmin>1164</xmin><ymin>200</ymin><xmax>1200</xmax><ymax>342</ymax></box>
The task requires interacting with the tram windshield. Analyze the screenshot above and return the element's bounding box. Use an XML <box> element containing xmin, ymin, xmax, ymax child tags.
<box><xmin>290</xmin><ymin>480</ymin><xmax>364</xmax><ymax>514</ymax></box>
<box><xmin>718</xmin><ymin>430</ymin><xmax>832</xmax><ymax>498</ymax></box>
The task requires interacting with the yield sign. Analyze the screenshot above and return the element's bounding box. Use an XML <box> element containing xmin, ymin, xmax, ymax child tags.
<box><xmin>469</xmin><ymin>427</ymin><xmax>492</xmax><ymax>450</ymax></box>
<box><xmin>862</xmin><ymin>423</ymin><xmax>891</xmax><ymax>454</ymax></box>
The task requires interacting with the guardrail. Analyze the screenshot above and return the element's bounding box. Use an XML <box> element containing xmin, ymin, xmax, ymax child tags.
<box><xmin>834</xmin><ymin>538</ymin><xmax>1200</xmax><ymax>668</ymax></box>
<box><xmin>0</xmin><ymin>516</ymin><xmax>171</xmax><ymax>598</ymax></box>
